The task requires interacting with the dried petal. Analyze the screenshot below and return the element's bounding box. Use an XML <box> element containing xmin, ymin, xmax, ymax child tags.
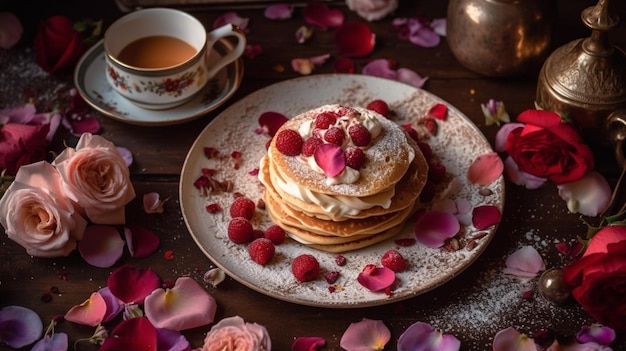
<box><xmin>556</xmin><ymin>171</ymin><xmax>611</xmax><ymax>217</ymax></box>
<box><xmin>303</xmin><ymin>2</ymin><xmax>344</xmax><ymax>29</ymax></box>
<box><xmin>78</xmin><ymin>225</ymin><xmax>125</xmax><ymax>268</ymax></box>
<box><xmin>397</xmin><ymin>322</ymin><xmax>461</xmax><ymax>351</ymax></box>
<box><xmin>357</xmin><ymin>264</ymin><xmax>395</xmax><ymax>292</ymax></box>
<box><xmin>203</xmin><ymin>268</ymin><xmax>226</xmax><ymax>287</ymax></box>
<box><xmin>471</xmin><ymin>205</ymin><xmax>502</xmax><ymax>230</ymax></box>
<box><xmin>64</xmin><ymin>292</ymin><xmax>107</xmax><ymax>327</ymax></box>
<box><xmin>414</xmin><ymin>211</ymin><xmax>460</xmax><ymax>248</ymax></box>
<box><xmin>143</xmin><ymin>192</ymin><xmax>167</xmax><ymax>214</ymax></box>
<box><xmin>144</xmin><ymin>277</ymin><xmax>217</xmax><ymax>331</ymax></box>
<box><xmin>492</xmin><ymin>327</ymin><xmax>537</xmax><ymax>351</ymax></box>
<box><xmin>124</xmin><ymin>225</ymin><xmax>160</xmax><ymax>259</ymax></box>
<box><xmin>335</xmin><ymin>21</ymin><xmax>375</xmax><ymax>57</ymax></box>
<box><xmin>292</xmin><ymin>336</ymin><xmax>326</xmax><ymax>351</ymax></box>
<box><xmin>295</xmin><ymin>25</ymin><xmax>314</xmax><ymax>44</ymax></box>
<box><xmin>340</xmin><ymin>318</ymin><xmax>390</xmax><ymax>351</ymax></box>
<box><xmin>264</xmin><ymin>3</ymin><xmax>294</xmax><ymax>20</ymax></box>
<box><xmin>502</xmin><ymin>245</ymin><xmax>545</xmax><ymax>278</ymax></box>
<box><xmin>0</xmin><ymin>306</ymin><xmax>43</xmax><ymax>348</ymax></box>
<box><xmin>467</xmin><ymin>152</ymin><xmax>504</xmax><ymax>186</ymax></box>
<box><xmin>314</xmin><ymin>143</ymin><xmax>346</xmax><ymax>177</ymax></box>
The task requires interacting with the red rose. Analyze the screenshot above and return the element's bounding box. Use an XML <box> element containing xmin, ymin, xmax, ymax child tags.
<box><xmin>504</xmin><ymin>110</ymin><xmax>594</xmax><ymax>184</ymax></box>
<box><xmin>0</xmin><ymin>123</ymin><xmax>50</xmax><ymax>175</ymax></box>
<box><xmin>34</xmin><ymin>15</ymin><xmax>86</xmax><ymax>73</ymax></box>
<box><xmin>562</xmin><ymin>225</ymin><xmax>626</xmax><ymax>330</ymax></box>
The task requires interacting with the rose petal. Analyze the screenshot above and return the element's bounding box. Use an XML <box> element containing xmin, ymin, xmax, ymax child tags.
<box><xmin>78</xmin><ymin>225</ymin><xmax>125</xmax><ymax>268</ymax></box>
<box><xmin>467</xmin><ymin>152</ymin><xmax>504</xmax><ymax>186</ymax></box>
<box><xmin>503</xmin><ymin>157</ymin><xmax>547</xmax><ymax>189</ymax></box>
<box><xmin>107</xmin><ymin>265</ymin><xmax>161</xmax><ymax>304</ymax></box>
<box><xmin>116</xmin><ymin>146</ymin><xmax>133</xmax><ymax>167</ymax></box>
<box><xmin>471</xmin><ymin>205</ymin><xmax>502</xmax><ymax>230</ymax></box>
<box><xmin>583</xmin><ymin>225</ymin><xmax>626</xmax><ymax>257</ymax></box>
<box><xmin>258</xmin><ymin>111</ymin><xmax>288</xmax><ymax>137</ymax></box>
<box><xmin>124</xmin><ymin>225</ymin><xmax>160</xmax><ymax>259</ymax></box>
<box><xmin>144</xmin><ymin>277</ymin><xmax>217</xmax><ymax>331</ymax></box>
<box><xmin>295</xmin><ymin>25</ymin><xmax>314</xmax><ymax>44</ymax></box>
<box><xmin>556</xmin><ymin>171</ymin><xmax>611</xmax><ymax>217</ymax></box>
<box><xmin>494</xmin><ymin>123</ymin><xmax>524</xmax><ymax>152</ymax></box>
<box><xmin>213</xmin><ymin>12</ymin><xmax>249</xmax><ymax>32</ymax></box>
<box><xmin>492</xmin><ymin>327</ymin><xmax>537</xmax><ymax>351</ymax></box>
<box><xmin>100</xmin><ymin>317</ymin><xmax>157</xmax><ymax>351</ymax></box>
<box><xmin>65</xmin><ymin>115</ymin><xmax>101</xmax><ymax>136</ymax></box>
<box><xmin>335</xmin><ymin>21</ymin><xmax>375</xmax><ymax>57</ymax></box>
<box><xmin>203</xmin><ymin>268</ymin><xmax>226</xmax><ymax>288</ymax></box>
<box><xmin>428</xmin><ymin>103</ymin><xmax>448</xmax><ymax>120</ymax></box>
<box><xmin>264</xmin><ymin>3</ymin><xmax>293</xmax><ymax>20</ymax></box>
<box><xmin>340</xmin><ymin>318</ymin><xmax>390</xmax><ymax>351</ymax></box>
<box><xmin>414</xmin><ymin>211</ymin><xmax>460</xmax><ymax>248</ymax></box>
<box><xmin>303</xmin><ymin>2</ymin><xmax>344</xmax><ymax>29</ymax></box>
<box><xmin>244</xmin><ymin>44</ymin><xmax>263</xmax><ymax>59</ymax></box>
<box><xmin>292</xmin><ymin>58</ymin><xmax>316</xmax><ymax>75</ymax></box>
<box><xmin>362</xmin><ymin>59</ymin><xmax>398</xmax><ymax>79</ymax></box>
<box><xmin>98</xmin><ymin>287</ymin><xmax>124</xmax><ymax>323</ymax></box>
<box><xmin>397</xmin><ymin>68</ymin><xmax>428</xmax><ymax>88</ymax></box>
<box><xmin>409</xmin><ymin>26</ymin><xmax>441</xmax><ymax>47</ymax></box>
<box><xmin>31</xmin><ymin>333</ymin><xmax>68</xmax><ymax>351</ymax></box>
<box><xmin>156</xmin><ymin>328</ymin><xmax>191</xmax><ymax>351</ymax></box>
<box><xmin>431</xmin><ymin>18</ymin><xmax>447</xmax><ymax>36</ymax></box>
<box><xmin>0</xmin><ymin>12</ymin><xmax>23</xmax><ymax>49</ymax></box>
<box><xmin>314</xmin><ymin>143</ymin><xmax>346</xmax><ymax>177</ymax></box>
<box><xmin>502</xmin><ymin>245</ymin><xmax>545</xmax><ymax>278</ymax></box>
<box><xmin>292</xmin><ymin>336</ymin><xmax>326</xmax><ymax>351</ymax></box>
<box><xmin>0</xmin><ymin>306</ymin><xmax>43</xmax><ymax>348</ymax></box>
<box><xmin>357</xmin><ymin>264</ymin><xmax>396</xmax><ymax>292</ymax></box>
<box><xmin>334</xmin><ymin>57</ymin><xmax>356</xmax><ymax>73</ymax></box>
<box><xmin>397</xmin><ymin>322</ymin><xmax>461</xmax><ymax>351</ymax></box>
<box><xmin>64</xmin><ymin>291</ymin><xmax>107</xmax><ymax>327</ymax></box>
<box><xmin>143</xmin><ymin>192</ymin><xmax>165</xmax><ymax>214</ymax></box>
<box><xmin>576</xmin><ymin>324</ymin><xmax>616</xmax><ymax>345</ymax></box>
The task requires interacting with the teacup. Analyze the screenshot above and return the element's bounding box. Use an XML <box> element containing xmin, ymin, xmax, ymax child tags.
<box><xmin>103</xmin><ymin>8</ymin><xmax>245</xmax><ymax>110</ymax></box>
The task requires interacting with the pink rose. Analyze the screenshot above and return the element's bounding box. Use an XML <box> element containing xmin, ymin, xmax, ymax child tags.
<box><xmin>202</xmin><ymin>316</ymin><xmax>271</xmax><ymax>351</ymax></box>
<box><xmin>0</xmin><ymin>122</ymin><xmax>49</xmax><ymax>176</ymax></box>
<box><xmin>53</xmin><ymin>133</ymin><xmax>135</xmax><ymax>224</ymax></box>
<box><xmin>0</xmin><ymin>161</ymin><xmax>87</xmax><ymax>257</ymax></box>
<box><xmin>34</xmin><ymin>15</ymin><xmax>87</xmax><ymax>73</ymax></box>
<box><xmin>346</xmin><ymin>0</ymin><xmax>398</xmax><ymax>21</ymax></box>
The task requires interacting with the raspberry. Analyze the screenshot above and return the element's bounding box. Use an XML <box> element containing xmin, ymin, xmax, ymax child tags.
<box><xmin>275</xmin><ymin>129</ymin><xmax>303</xmax><ymax>156</ymax></box>
<box><xmin>324</xmin><ymin>127</ymin><xmax>345</xmax><ymax>146</ymax></box>
<box><xmin>302</xmin><ymin>136</ymin><xmax>324</xmax><ymax>157</ymax></box>
<box><xmin>335</xmin><ymin>255</ymin><xmax>347</xmax><ymax>266</ymax></box>
<box><xmin>381</xmin><ymin>249</ymin><xmax>407</xmax><ymax>272</ymax></box>
<box><xmin>314</xmin><ymin>112</ymin><xmax>337</xmax><ymax>129</ymax></box>
<box><xmin>324</xmin><ymin>271</ymin><xmax>340</xmax><ymax>284</ymax></box>
<box><xmin>264</xmin><ymin>224</ymin><xmax>286</xmax><ymax>245</ymax></box>
<box><xmin>248</xmin><ymin>238</ymin><xmax>275</xmax><ymax>265</ymax></box>
<box><xmin>291</xmin><ymin>254</ymin><xmax>320</xmax><ymax>282</ymax></box>
<box><xmin>348</xmin><ymin>124</ymin><xmax>371</xmax><ymax>146</ymax></box>
<box><xmin>428</xmin><ymin>160</ymin><xmax>446</xmax><ymax>183</ymax></box>
<box><xmin>344</xmin><ymin>146</ymin><xmax>366</xmax><ymax>170</ymax></box>
<box><xmin>229</xmin><ymin>197</ymin><xmax>256</xmax><ymax>219</ymax></box>
<box><xmin>366</xmin><ymin>99</ymin><xmax>391</xmax><ymax>117</ymax></box>
<box><xmin>227</xmin><ymin>217</ymin><xmax>254</xmax><ymax>244</ymax></box>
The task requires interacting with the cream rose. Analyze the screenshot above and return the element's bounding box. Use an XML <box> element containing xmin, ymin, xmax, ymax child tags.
<box><xmin>53</xmin><ymin>133</ymin><xmax>135</xmax><ymax>224</ymax></box>
<box><xmin>0</xmin><ymin>161</ymin><xmax>87</xmax><ymax>257</ymax></box>
<box><xmin>346</xmin><ymin>0</ymin><xmax>398</xmax><ymax>21</ymax></box>
<box><xmin>202</xmin><ymin>316</ymin><xmax>271</xmax><ymax>351</ymax></box>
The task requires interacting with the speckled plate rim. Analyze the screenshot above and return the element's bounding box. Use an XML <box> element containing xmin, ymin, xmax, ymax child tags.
<box><xmin>73</xmin><ymin>38</ymin><xmax>243</xmax><ymax>126</ymax></box>
<box><xmin>179</xmin><ymin>74</ymin><xmax>505</xmax><ymax>308</ymax></box>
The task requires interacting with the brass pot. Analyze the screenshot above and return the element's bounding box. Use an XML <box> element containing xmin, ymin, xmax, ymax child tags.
<box><xmin>446</xmin><ymin>0</ymin><xmax>554</xmax><ymax>77</ymax></box>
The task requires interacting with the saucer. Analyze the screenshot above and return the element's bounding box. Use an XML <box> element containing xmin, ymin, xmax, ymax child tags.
<box><xmin>74</xmin><ymin>39</ymin><xmax>243</xmax><ymax>126</ymax></box>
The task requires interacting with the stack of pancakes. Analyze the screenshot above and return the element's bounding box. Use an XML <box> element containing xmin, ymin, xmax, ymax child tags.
<box><xmin>259</xmin><ymin>104</ymin><xmax>428</xmax><ymax>252</ymax></box>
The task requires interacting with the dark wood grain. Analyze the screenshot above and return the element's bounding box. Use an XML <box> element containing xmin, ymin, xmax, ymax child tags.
<box><xmin>1</xmin><ymin>0</ymin><xmax>626</xmax><ymax>350</ymax></box>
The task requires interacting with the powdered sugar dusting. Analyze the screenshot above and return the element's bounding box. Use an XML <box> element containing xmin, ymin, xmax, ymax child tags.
<box><xmin>179</xmin><ymin>75</ymin><xmax>505</xmax><ymax>307</ymax></box>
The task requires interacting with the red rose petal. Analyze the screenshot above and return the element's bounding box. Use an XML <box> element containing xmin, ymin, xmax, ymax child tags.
<box><xmin>334</xmin><ymin>57</ymin><xmax>356</xmax><ymax>73</ymax></box>
<box><xmin>107</xmin><ymin>265</ymin><xmax>161</xmax><ymax>304</ymax></box>
<box><xmin>100</xmin><ymin>317</ymin><xmax>157</xmax><ymax>351</ymax></box>
<box><xmin>292</xmin><ymin>336</ymin><xmax>326</xmax><ymax>351</ymax></box>
<box><xmin>472</xmin><ymin>205</ymin><xmax>502</xmax><ymax>230</ymax></box>
<box><xmin>258</xmin><ymin>111</ymin><xmax>288</xmax><ymax>137</ymax></box>
<box><xmin>357</xmin><ymin>264</ymin><xmax>396</xmax><ymax>292</ymax></box>
<box><xmin>428</xmin><ymin>103</ymin><xmax>448</xmax><ymax>120</ymax></box>
<box><xmin>303</xmin><ymin>2</ymin><xmax>344</xmax><ymax>29</ymax></box>
<box><xmin>314</xmin><ymin>143</ymin><xmax>346</xmax><ymax>177</ymax></box>
<box><xmin>78</xmin><ymin>225</ymin><xmax>124</xmax><ymax>268</ymax></box>
<box><xmin>335</xmin><ymin>21</ymin><xmax>375</xmax><ymax>57</ymax></box>
<box><xmin>124</xmin><ymin>225</ymin><xmax>160</xmax><ymax>259</ymax></box>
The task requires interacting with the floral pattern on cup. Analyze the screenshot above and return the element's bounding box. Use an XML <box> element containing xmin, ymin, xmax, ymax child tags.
<box><xmin>106</xmin><ymin>63</ymin><xmax>205</xmax><ymax>98</ymax></box>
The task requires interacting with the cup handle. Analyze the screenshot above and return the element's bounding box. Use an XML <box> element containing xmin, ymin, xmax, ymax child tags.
<box><xmin>205</xmin><ymin>23</ymin><xmax>246</xmax><ymax>79</ymax></box>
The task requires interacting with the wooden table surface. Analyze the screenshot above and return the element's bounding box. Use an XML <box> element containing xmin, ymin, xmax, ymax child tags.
<box><xmin>1</xmin><ymin>0</ymin><xmax>625</xmax><ymax>350</ymax></box>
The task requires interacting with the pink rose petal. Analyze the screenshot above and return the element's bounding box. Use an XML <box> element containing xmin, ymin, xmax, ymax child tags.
<box><xmin>314</xmin><ymin>143</ymin><xmax>346</xmax><ymax>177</ymax></box>
<box><xmin>493</xmin><ymin>327</ymin><xmax>537</xmax><ymax>351</ymax></box>
<box><xmin>144</xmin><ymin>277</ymin><xmax>217</xmax><ymax>331</ymax></box>
<box><xmin>64</xmin><ymin>292</ymin><xmax>107</xmax><ymax>327</ymax></box>
<box><xmin>556</xmin><ymin>171</ymin><xmax>611</xmax><ymax>217</ymax></box>
<box><xmin>577</xmin><ymin>324</ymin><xmax>616</xmax><ymax>345</ymax></box>
<box><xmin>340</xmin><ymin>318</ymin><xmax>390</xmax><ymax>351</ymax></box>
<box><xmin>414</xmin><ymin>211</ymin><xmax>460</xmax><ymax>248</ymax></box>
<box><xmin>258</xmin><ymin>111</ymin><xmax>288</xmax><ymax>137</ymax></box>
<box><xmin>357</xmin><ymin>264</ymin><xmax>396</xmax><ymax>291</ymax></box>
<box><xmin>494</xmin><ymin>123</ymin><xmax>524</xmax><ymax>152</ymax></box>
<box><xmin>107</xmin><ymin>265</ymin><xmax>161</xmax><ymax>304</ymax></box>
<box><xmin>335</xmin><ymin>21</ymin><xmax>375</xmax><ymax>57</ymax></box>
<box><xmin>292</xmin><ymin>336</ymin><xmax>326</xmax><ymax>351</ymax></box>
<box><xmin>471</xmin><ymin>205</ymin><xmax>502</xmax><ymax>230</ymax></box>
<box><xmin>98</xmin><ymin>287</ymin><xmax>124</xmax><ymax>323</ymax></box>
<box><xmin>213</xmin><ymin>12</ymin><xmax>249</xmax><ymax>32</ymax></box>
<box><xmin>115</xmin><ymin>146</ymin><xmax>133</xmax><ymax>167</ymax></box>
<box><xmin>78</xmin><ymin>225</ymin><xmax>125</xmax><ymax>268</ymax></box>
<box><xmin>397</xmin><ymin>322</ymin><xmax>461</xmax><ymax>351</ymax></box>
<box><xmin>362</xmin><ymin>58</ymin><xmax>398</xmax><ymax>79</ymax></box>
<box><xmin>124</xmin><ymin>225</ymin><xmax>160</xmax><ymax>259</ymax></box>
<box><xmin>303</xmin><ymin>2</ymin><xmax>344</xmax><ymax>29</ymax></box>
<box><xmin>502</xmin><ymin>245</ymin><xmax>545</xmax><ymax>278</ymax></box>
<box><xmin>397</xmin><ymin>67</ymin><xmax>428</xmax><ymax>88</ymax></box>
<box><xmin>431</xmin><ymin>18</ymin><xmax>447</xmax><ymax>36</ymax></box>
<box><xmin>264</xmin><ymin>3</ymin><xmax>293</xmax><ymax>20</ymax></box>
<box><xmin>467</xmin><ymin>152</ymin><xmax>504</xmax><ymax>185</ymax></box>
<box><xmin>0</xmin><ymin>306</ymin><xmax>43</xmax><ymax>348</ymax></box>
<box><xmin>503</xmin><ymin>157</ymin><xmax>547</xmax><ymax>189</ymax></box>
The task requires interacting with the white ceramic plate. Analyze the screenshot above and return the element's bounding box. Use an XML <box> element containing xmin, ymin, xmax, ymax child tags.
<box><xmin>180</xmin><ymin>74</ymin><xmax>505</xmax><ymax>308</ymax></box>
<box><xmin>74</xmin><ymin>39</ymin><xmax>243</xmax><ymax>126</ymax></box>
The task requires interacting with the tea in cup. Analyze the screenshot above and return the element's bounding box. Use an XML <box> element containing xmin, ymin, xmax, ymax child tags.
<box><xmin>103</xmin><ymin>8</ymin><xmax>245</xmax><ymax>110</ymax></box>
